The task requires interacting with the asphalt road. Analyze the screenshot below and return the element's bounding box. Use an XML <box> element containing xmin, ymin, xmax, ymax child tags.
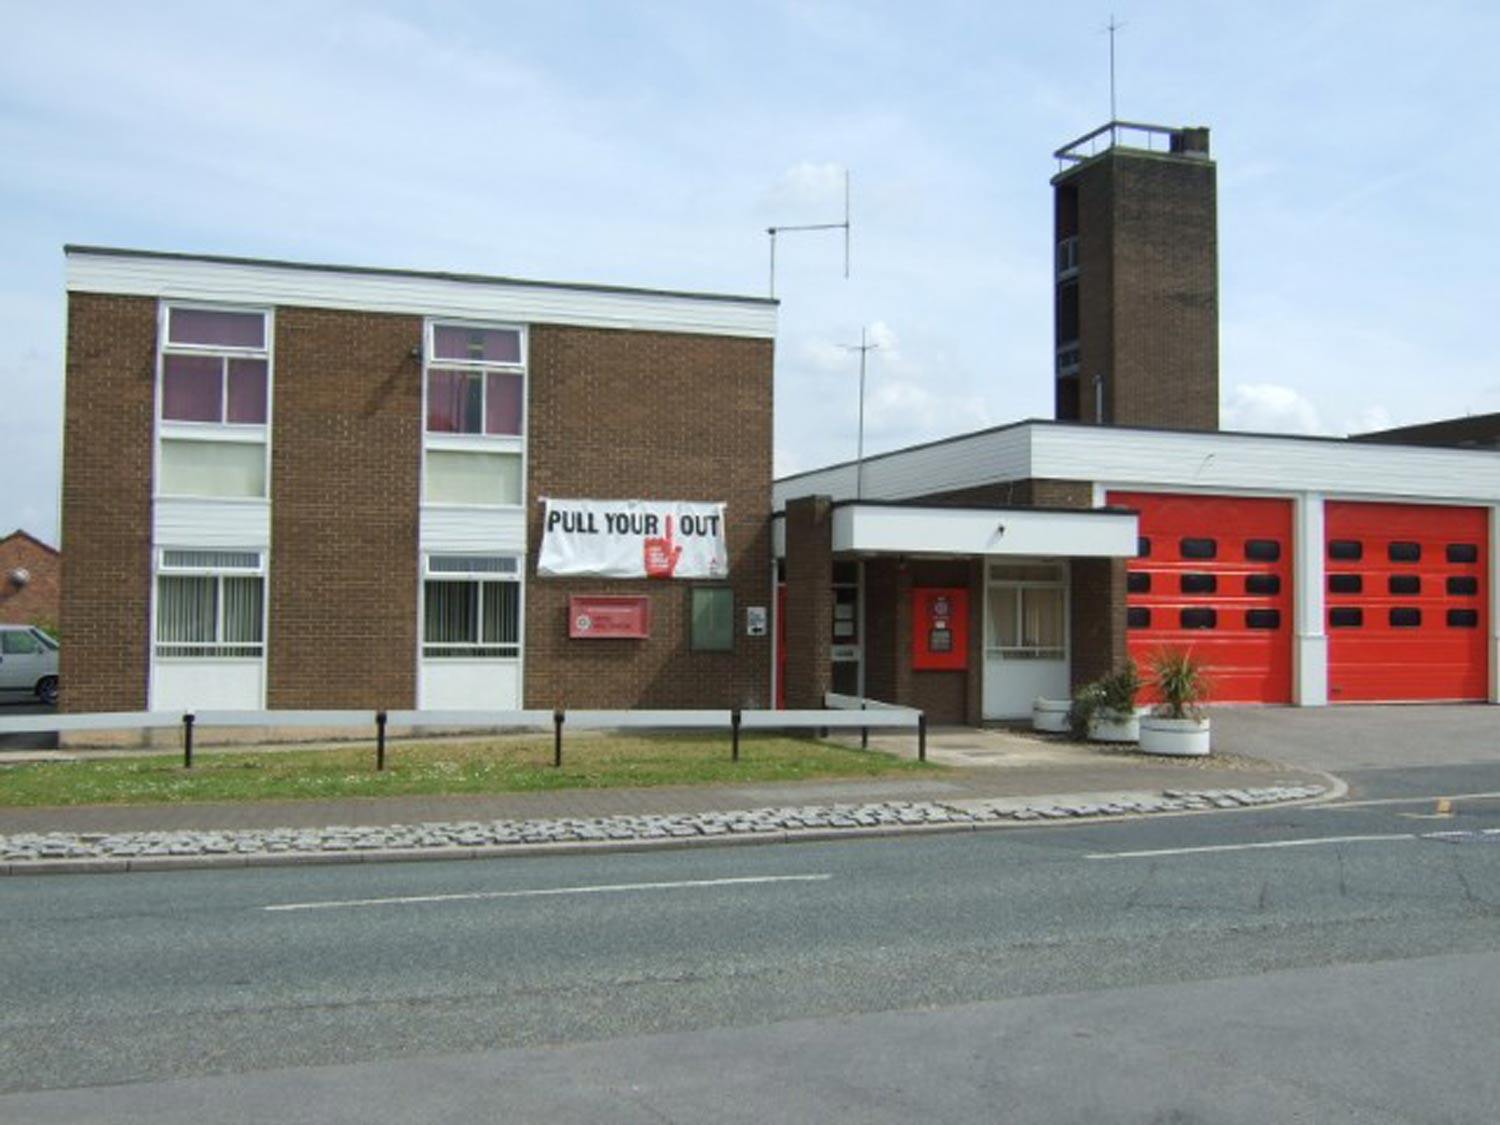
<box><xmin>3</xmin><ymin>767</ymin><xmax>1499</xmax><ymax>1122</ymax></box>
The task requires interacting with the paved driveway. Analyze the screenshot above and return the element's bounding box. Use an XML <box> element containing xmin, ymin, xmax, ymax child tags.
<box><xmin>1210</xmin><ymin>703</ymin><xmax>1499</xmax><ymax>772</ymax></box>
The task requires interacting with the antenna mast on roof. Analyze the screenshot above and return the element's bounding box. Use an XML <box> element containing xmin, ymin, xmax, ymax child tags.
<box><xmin>1105</xmin><ymin>13</ymin><xmax>1126</xmax><ymax>123</ymax></box>
<box><xmin>766</xmin><ymin>168</ymin><xmax>851</xmax><ymax>298</ymax></box>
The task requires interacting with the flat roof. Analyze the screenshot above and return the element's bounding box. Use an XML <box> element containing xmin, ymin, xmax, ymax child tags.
<box><xmin>64</xmin><ymin>244</ymin><xmax>778</xmax><ymax>308</ymax></box>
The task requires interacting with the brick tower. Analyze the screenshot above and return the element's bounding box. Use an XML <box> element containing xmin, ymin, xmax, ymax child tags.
<box><xmin>1052</xmin><ymin>122</ymin><xmax>1219</xmax><ymax>431</ymax></box>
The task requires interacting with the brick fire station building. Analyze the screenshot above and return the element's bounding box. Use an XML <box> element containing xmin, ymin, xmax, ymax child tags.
<box><xmin>59</xmin><ymin>121</ymin><xmax>1500</xmax><ymax>720</ymax></box>
<box><xmin>774</xmin><ymin>123</ymin><xmax>1500</xmax><ymax>722</ymax></box>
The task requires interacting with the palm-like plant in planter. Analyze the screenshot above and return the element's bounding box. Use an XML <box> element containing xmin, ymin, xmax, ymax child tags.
<box><xmin>1139</xmin><ymin>647</ymin><xmax>1212</xmax><ymax>756</ymax></box>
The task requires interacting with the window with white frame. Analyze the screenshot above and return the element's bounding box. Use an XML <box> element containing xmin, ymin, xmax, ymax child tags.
<box><xmin>423</xmin><ymin>323</ymin><xmax>525</xmax><ymax>506</ymax></box>
<box><xmin>158</xmin><ymin>305</ymin><xmax>271</xmax><ymax>499</ymax></box>
<box><xmin>422</xmin><ymin>554</ymin><xmax>521</xmax><ymax>658</ymax></box>
<box><xmin>986</xmin><ymin>561</ymin><xmax>1067</xmax><ymax>660</ymax></box>
<box><xmin>155</xmin><ymin>549</ymin><xmax>265</xmax><ymax>658</ymax></box>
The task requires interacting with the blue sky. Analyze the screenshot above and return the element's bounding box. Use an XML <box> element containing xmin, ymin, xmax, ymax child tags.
<box><xmin>5</xmin><ymin>0</ymin><xmax>1499</xmax><ymax>546</ymax></box>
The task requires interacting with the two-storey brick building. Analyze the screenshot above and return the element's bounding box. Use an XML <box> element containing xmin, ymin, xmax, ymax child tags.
<box><xmin>61</xmin><ymin>247</ymin><xmax>776</xmax><ymax>714</ymax></box>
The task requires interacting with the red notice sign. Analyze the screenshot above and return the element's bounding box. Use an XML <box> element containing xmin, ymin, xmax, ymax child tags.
<box><xmin>568</xmin><ymin>595</ymin><xmax>651</xmax><ymax>639</ymax></box>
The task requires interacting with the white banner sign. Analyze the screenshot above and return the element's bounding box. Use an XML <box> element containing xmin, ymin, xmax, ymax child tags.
<box><xmin>538</xmin><ymin>499</ymin><xmax>728</xmax><ymax>579</ymax></box>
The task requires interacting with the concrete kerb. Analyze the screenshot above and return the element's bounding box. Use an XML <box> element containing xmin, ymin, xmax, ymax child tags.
<box><xmin>0</xmin><ymin>780</ymin><xmax>1343</xmax><ymax>876</ymax></box>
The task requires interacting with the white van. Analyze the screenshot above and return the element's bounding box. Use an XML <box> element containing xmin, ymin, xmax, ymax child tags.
<box><xmin>0</xmin><ymin>625</ymin><xmax>59</xmax><ymax>706</ymax></box>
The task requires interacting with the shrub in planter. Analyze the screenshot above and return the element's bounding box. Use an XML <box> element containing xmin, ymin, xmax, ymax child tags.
<box><xmin>1089</xmin><ymin>661</ymin><xmax>1143</xmax><ymax>742</ymax></box>
<box><xmin>1140</xmin><ymin>648</ymin><xmax>1212</xmax><ymax>756</ymax></box>
<box><xmin>1149</xmin><ymin>648</ymin><xmax>1208</xmax><ymax>719</ymax></box>
<box><xmin>1067</xmin><ymin>681</ymin><xmax>1106</xmax><ymax>741</ymax></box>
<box><xmin>1068</xmin><ymin>663</ymin><xmax>1144</xmax><ymax>742</ymax></box>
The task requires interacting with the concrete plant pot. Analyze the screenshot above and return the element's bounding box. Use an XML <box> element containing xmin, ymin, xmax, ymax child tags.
<box><xmin>1088</xmin><ymin>706</ymin><xmax>1146</xmax><ymax>744</ymax></box>
<box><xmin>1032</xmin><ymin>697</ymin><xmax>1071</xmax><ymax>734</ymax></box>
<box><xmin>1138</xmin><ymin>715</ymin><xmax>1211</xmax><ymax>757</ymax></box>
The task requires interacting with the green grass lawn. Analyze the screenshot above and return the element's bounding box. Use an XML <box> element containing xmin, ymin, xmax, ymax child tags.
<box><xmin>0</xmin><ymin>733</ymin><xmax>936</xmax><ymax>808</ymax></box>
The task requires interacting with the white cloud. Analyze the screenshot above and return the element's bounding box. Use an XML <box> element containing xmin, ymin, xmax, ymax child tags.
<box><xmin>1222</xmin><ymin>382</ymin><xmax>1327</xmax><ymax>436</ymax></box>
<box><xmin>1341</xmin><ymin>404</ymin><xmax>1394</xmax><ymax>437</ymax></box>
<box><xmin>761</xmin><ymin>161</ymin><xmax>848</xmax><ymax>215</ymax></box>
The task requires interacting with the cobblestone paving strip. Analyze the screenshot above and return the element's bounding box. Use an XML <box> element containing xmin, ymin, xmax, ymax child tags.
<box><xmin>0</xmin><ymin>785</ymin><xmax>1328</xmax><ymax>873</ymax></box>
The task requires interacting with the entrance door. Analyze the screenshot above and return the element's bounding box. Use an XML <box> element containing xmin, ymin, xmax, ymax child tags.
<box><xmin>983</xmin><ymin>560</ymin><xmax>1068</xmax><ymax>719</ymax></box>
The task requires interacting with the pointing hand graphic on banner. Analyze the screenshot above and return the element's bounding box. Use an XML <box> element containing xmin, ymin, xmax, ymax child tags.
<box><xmin>644</xmin><ymin>514</ymin><xmax>683</xmax><ymax>578</ymax></box>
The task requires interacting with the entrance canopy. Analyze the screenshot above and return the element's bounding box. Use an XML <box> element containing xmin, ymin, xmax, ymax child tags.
<box><xmin>824</xmin><ymin>501</ymin><xmax>1138</xmax><ymax>558</ymax></box>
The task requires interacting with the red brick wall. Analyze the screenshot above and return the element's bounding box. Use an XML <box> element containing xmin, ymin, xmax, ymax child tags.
<box><xmin>525</xmin><ymin>325</ymin><xmax>774</xmax><ymax>708</ymax></box>
<box><xmin>782</xmin><ymin>496</ymin><xmax>833</xmax><ymax>709</ymax></box>
<box><xmin>1061</xmin><ymin>150</ymin><xmax>1219</xmax><ymax>432</ymax></box>
<box><xmin>1070</xmin><ymin>557</ymin><xmax>1127</xmax><ymax>689</ymax></box>
<box><xmin>0</xmin><ymin>533</ymin><xmax>61</xmax><ymax>628</ymax></box>
<box><xmin>59</xmin><ymin>294</ymin><xmax>156</xmax><ymax>711</ymax></box>
<box><xmin>267</xmin><ymin>307</ymin><xmax>424</xmax><ymax>709</ymax></box>
<box><xmin>919</xmin><ymin>478</ymin><xmax>1096</xmax><ymax>510</ymax></box>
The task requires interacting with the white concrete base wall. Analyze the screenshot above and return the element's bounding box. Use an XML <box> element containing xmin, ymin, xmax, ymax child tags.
<box><xmin>152</xmin><ymin>660</ymin><xmax>264</xmax><ymax>711</ymax></box>
<box><xmin>420</xmin><ymin>660</ymin><xmax>521</xmax><ymax>710</ymax></box>
<box><xmin>984</xmin><ymin>658</ymin><xmax>1069</xmax><ymax>720</ymax></box>
<box><xmin>1294</xmin><ymin>635</ymin><xmax>1329</xmax><ymax>707</ymax></box>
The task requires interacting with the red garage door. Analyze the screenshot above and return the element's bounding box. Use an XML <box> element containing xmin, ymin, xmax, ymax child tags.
<box><xmin>1110</xmin><ymin>492</ymin><xmax>1293</xmax><ymax>704</ymax></box>
<box><xmin>1325</xmin><ymin>502</ymin><xmax>1489</xmax><ymax>702</ymax></box>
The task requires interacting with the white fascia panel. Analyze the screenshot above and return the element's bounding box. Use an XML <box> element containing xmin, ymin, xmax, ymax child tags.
<box><xmin>68</xmin><ymin>252</ymin><xmax>776</xmax><ymax>340</ymax></box>
<box><xmin>832</xmin><ymin>505</ymin><xmax>1137</xmax><ymax>558</ymax></box>
<box><xmin>420</xmin><ymin>506</ymin><xmax>527</xmax><ymax>554</ymax></box>
<box><xmin>1031</xmin><ymin>425</ymin><xmax>1500</xmax><ymax>505</ymax></box>
<box><xmin>775</xmin><ymin>426</ymin><xmax>1033</xmax><ymax>507</ymax></box>
<box><xmin>154</xmin><ymin>498</ymin><xmax>271</xmax><ymax>549</ymax></box>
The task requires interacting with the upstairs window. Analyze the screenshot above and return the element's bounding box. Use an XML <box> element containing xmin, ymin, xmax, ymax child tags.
<box><xmin>423</xmin><ymin>322</ymin><xmax>526</xmax><ymax>508</ymax></box>
<box><xmin>425</xmin><ymin>325</ymin><xmax>525</xmax><ymax>436</ymax></box>
<box><xmin>158</xmin><ymin>305</ymin><xmax>271</xmax><ymax>500</ymax></box>
<box><xmin>161</xmin><ymin>308</ymin><xmax>269</xmax><ymax>425</ymax></box>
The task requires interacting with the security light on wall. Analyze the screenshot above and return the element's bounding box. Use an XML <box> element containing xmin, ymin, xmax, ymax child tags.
<box><xmin>9</xmin><ymin>568</ymin><xmax>30</xmax><ymax>588</ymax></box>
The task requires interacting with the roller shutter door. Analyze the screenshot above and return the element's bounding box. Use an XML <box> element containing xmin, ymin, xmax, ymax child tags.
<box><xmin>1325</xmin><ymin>502</ymin><xmax>1488</xmax><ymax>702</ymax></box>
<box><xmin>1110</xmin><ymin>492</ymin><xmax>1293</xmax><ymax>704</ymax></box>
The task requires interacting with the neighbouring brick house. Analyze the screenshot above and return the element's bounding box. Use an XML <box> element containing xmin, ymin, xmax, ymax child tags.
<box><xmin>61</xmin><ymin>247</ymin><xmax>776</xmax><ymax>713</ymax></box>
<box><xmin>0</xmin><ymin>530</ymin><xmax>60</xmax><ymax>629</ymax></box>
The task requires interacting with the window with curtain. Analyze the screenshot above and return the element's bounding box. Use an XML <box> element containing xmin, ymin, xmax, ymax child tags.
<box><xmin>159</xmin><ymin>304</ymin><xmax>271</xmax><ymax>499</ymax></box>
<box><xmin>155</xmin><ymin>558</ymin><xmax>264</xmax><ymax>659</ymax></box>
<box><xmin>425</xmin><ymin>326</ymin><xmax>525</xmax><ymax>437</ymax></box>
<box><xmin>987</xmin><ymin>563</ymin><xmax>1066</xmax><ymax>660</ymax></box>
<box><xmin>423</xmin><ymin>322</ymin><xmax>526</xmax><ymax>508</ymax></box>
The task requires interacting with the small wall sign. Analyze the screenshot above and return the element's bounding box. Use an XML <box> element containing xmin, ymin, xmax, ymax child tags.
<box><xmin>568</xmin><ymin>595</ymin><xmax>651</xmax><ymax>639</ymax></box>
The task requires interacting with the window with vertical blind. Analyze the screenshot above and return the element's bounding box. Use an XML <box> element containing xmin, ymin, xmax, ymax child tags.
<box><xmin>155</xmin><ymin>550</ymin><xmax>265</xmax><ymax>658</ymax></box>
<box><xmin>422</xmin><ymin>555</ymin><xmax>521</xmax><ymax>658</ymax></box>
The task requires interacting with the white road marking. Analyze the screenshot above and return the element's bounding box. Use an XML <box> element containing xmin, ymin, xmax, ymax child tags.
<box><xmin>264</xmin><ymin>873</ymin><xmax>833</xmax><ymax>912</ymax></box>
<box><xmin>1087</xmin><ymin>834</ymin><xmax>1417</xmax><ymax>860</ymax></box>
<box><xmin>1311</xmin><ymin>790</ymin><xmax>1500</xmax><ymax>811</ymax></box>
